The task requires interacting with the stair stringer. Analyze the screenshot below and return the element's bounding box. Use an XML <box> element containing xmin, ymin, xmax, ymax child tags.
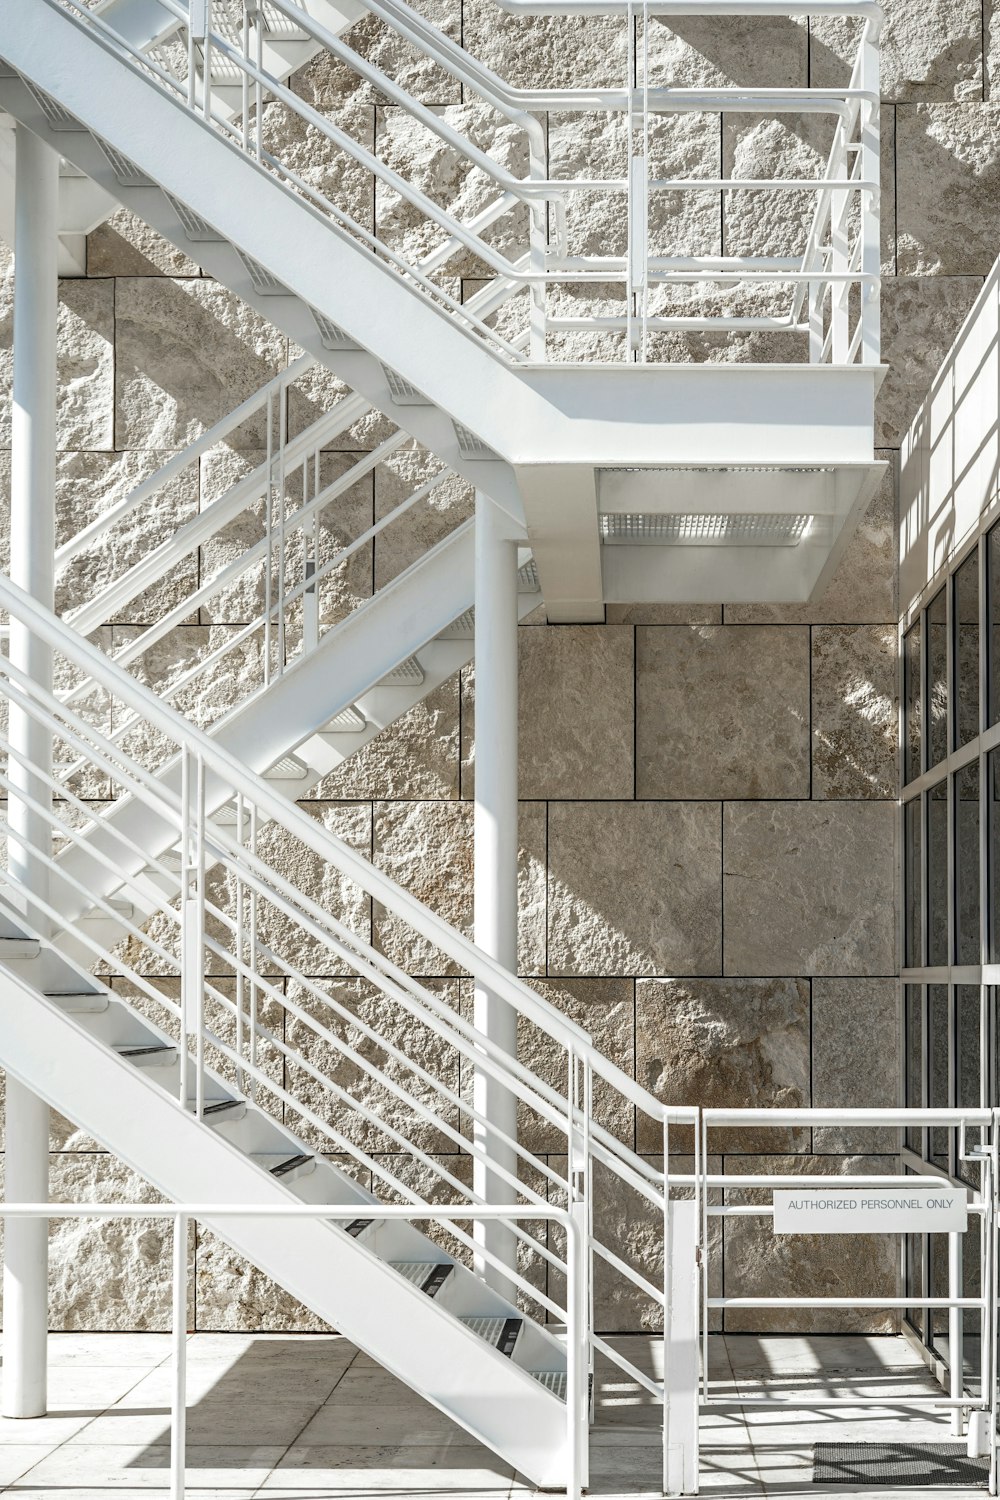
<box><xmin>49</xmin><ymin>521</ymin><xmax>483</xmax><ymax>949</ymax></box>
<box><xmin>0</xmin><ymin>960</ymin><xmax>570</xmax><ymax>1485</ymax></box>
<box><xmin>0</xmin><ymin>12</ymin><xmax>536</xmax><ymax>494</ymax></box>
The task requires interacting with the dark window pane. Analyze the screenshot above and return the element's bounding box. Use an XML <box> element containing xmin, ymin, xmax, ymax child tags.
<box><xmin>990</xmin><ymin>751</ymin><xmax>1000</xmax><ymax>961</ymax></box>
<box><xmin>928</xmin><ymin>589</ymin><xmax>949</xmax><ymax>767</ymax></box>
<box><xmin>957</xmin><ymin>985</ymin><xmax>982</xmax><ymax>1111</ymax></box>
<box><xmin>905</xmin><ymin>797</ymin><xmax>923</xmax><ymax>968</ymax></box>
<box><xmin>990</xmin><ymin>523</ymin><xmax>1000</xmax><ymax>725</ymax></box>
<box><xmin>904</xmin><ymin>620</ymin><xmax>923</xmax><ymax>785</ymax></box>
<box><xmin>905</xmin><ymin>984</ymin><xmax>924</xmax><ymax>1154</ymax></box>
<box><xmin>955</xmin><ymin>548</ymin><xmax>980</xmax><ymax>748</ymax></box>
<box><xmin>928</xmin><ymin>780</ymin><xmax>949</xmax><ymax>967</ymax></box>
<box><xmin>956</xmin><ymin>762</ymin><xmax>981</xmax><ymax>965</ymax></box>
<box><xmin>928</xmin><ymin>984</ymin><xmax>949</xmax><ymax>1169</ymax></box>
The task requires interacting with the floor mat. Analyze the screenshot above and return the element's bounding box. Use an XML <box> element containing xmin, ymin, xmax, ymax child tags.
<box><xmin>812</xmin><ymin>1443</ymin><xmax>990</xmax><ymax>1487</ymax></box>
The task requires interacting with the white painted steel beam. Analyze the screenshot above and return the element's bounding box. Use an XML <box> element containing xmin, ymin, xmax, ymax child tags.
<box><xmin>3</xmin><ymin>123</ymin><xmax>58</xmax><ymax>1422</ymax></box>
<box><xmin>473</xmin><ymin>494</ymin><xmax>520</xmax><ymax>1296</ymax></box>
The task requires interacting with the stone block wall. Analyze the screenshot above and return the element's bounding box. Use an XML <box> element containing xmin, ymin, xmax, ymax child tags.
<box><xmin>0</xmin><ymin>0</ymin><xmax>995</xmax><ymax>1332</ymax></box>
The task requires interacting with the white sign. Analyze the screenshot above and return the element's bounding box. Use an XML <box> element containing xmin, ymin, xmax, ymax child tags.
<box><xmin>773</xmin><ymin>1186</ymin><xmax>967</xmax><ymax>1235</ymax></box>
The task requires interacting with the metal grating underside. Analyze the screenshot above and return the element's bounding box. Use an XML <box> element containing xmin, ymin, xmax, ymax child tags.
<box><xmin>812</xmin><ymin>1444</ymin><xmax>989</xmax><ymax>1487</ymax></box>
<box><xmin>437</xmin><ymin>609</ymin><xmax>475</xmax><ymax>640</ymax></box>
<box><xmin>169</xmin><ymin>197</ymin><xmax>220</xmax><ymax>242</ymax></box>
<box><xmin>382</xmin><ymin>366</ymin><xmax>429</xmax><ymax>404</ymax></box>
<box><xmin>599</xmin><ymin>512</ymin><xmax>813</xmax><ymax>547</ymax></box>
<box><xmin>265</xmin><ymin>754</ymin><xmax>308</xmax><ymax>780</ymax></box>
<box><xmin>460</xmin><ymin>1317</ymin><xmax>505</xmax><ymax>1344</ymax></box>
<box><xmin>531</xmin><ymin>1371</ymin><xmax>567</xmax><ymax>1400</ymax></box>
<box><xmin>237</xmin><ymin>250</ymin><xmax>286</xmax><ymax>295</ymax></box>
<box><xmin>517</xmin><ymin>558</ymin><xmax>540</xmax><ymax>591</ymax></box>
<box><xmin>379</xmin><ymin>655</ymin><xmax>424</xmax><ymax>686</ymax></box>
<box><xmin>24</xmin><ymin>81</ymin><xmax>82</xmax><ymax>131</ymax></box>
<box><xmin>453</xmin><ymin>420</ymin><xmax>501</xmax><ymax>461</ymax></box>
<box><xmin>390</xmin><ymin>1261</ymin><xmax>434</xmax><ymax>1287</ymax></box>
<box><xmin>324</xmin><ymin>705</ymin><xmax>367</xmax><ymax>733</ymax></box>
<box><xmin>311</xmin><ymin>309</ymin><xmax>359</xmax><ymax>351</ymax></box>
<box><xmin>95</xmin><ymin>138</ymin><xmax>153</xmax><ymax>187</ymax></box>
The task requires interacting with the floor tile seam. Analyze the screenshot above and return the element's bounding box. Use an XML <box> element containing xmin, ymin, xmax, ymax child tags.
<box><xmin>261</xmin><ymin>1342</ymin><xmax>363</xmax><ymax>1484</ymax></box>
<box><xmin>6</xmin><ymin>1356</ymin><xmax>164</xmax><ymax>1487</ymax></box>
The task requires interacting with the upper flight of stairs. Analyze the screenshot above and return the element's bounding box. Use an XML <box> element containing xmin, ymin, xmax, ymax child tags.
<box><xmin>0</xmin><ymin>0</ymin><xmax>885</xmax><ymax>618</ymax></box>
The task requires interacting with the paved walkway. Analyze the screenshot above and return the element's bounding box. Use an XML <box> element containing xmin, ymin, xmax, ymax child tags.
<box><xmin>0</xmin><ymin>1333</ymin><xmax>977</xmax><ymax>1497</ymax></box>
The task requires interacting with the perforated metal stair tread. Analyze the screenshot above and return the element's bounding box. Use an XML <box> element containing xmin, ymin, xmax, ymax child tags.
<box><xmin>268</xmin><ymin>1153</ymin><xmax>314</xmax><ymax>1178</ymax></box>
<box><xmin>460</xmin><ymin>1316</ymin><xmax>521</xmax><ymax>1357</ymax></box>
<box><xmin>345</xmin><ymin>1218</ymin><xmax>374</xmax><ymax>1237</ymax></box>
<box><xmin>531</xmin><ymin>1370</ymin><xmax>567</xmax><ymax>1400</ymax></box>
<box><xmin>202</xmin><ymin>1099</ymin><xmax>244</xmax><ymax>1117</ymax></box>
<box><xmin>389</xmin><ymin>1261</ymin><xmax>453</xmax><ymax>1297</ymax></box>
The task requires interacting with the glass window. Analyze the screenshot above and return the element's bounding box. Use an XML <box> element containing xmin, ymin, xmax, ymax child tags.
<box><xmin>990</xmin><ymin>522</ymin><xmax>1000</xmax><ymax>725</ymax></box>
<box><xmin>927</xmin><ymin>780</ymin><xmax>949</xmax><ymax>967</ymax></box>
<box><xmin>904</xmin><ymin>619</ymin><xmax>922</xmax><ymax>785</ymax></box>
<box><xmin>928</xmin><ymin>984</ymin><xmax>950</xmax><ymax>1169</ymax></box>
<box><xmin>928</xmin><ymin>588</ymin><xmax>949</xmax><ymax>767</ymax></box>
<box><xmin>954</xmin><ymin>547</ymin><xmax>980</xmax><ymax>748</ymax></box>
<box><xmin>955</xmin><ymin>762</ymin><xmax>981</xmax><ymax>965</ymax></box>
<box><xmin>905</xmin><ymin>798</ymin><xmax>922</xmax><ymax>968</ymax></box>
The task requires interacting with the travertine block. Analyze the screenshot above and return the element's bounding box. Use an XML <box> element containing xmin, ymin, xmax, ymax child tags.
<box><xmin>307</xmin><ymin>677</ymin><xmax>461</xmax><ymax>801</ymax></box>
<box><xmin>460</xmin><ymin>1</ymin><xmax>626</xmax><ymax>89</ymax></box>
<box><xmin>722</xmin><ymin>113</ymin><xmax>835</xmax><ymax>260</ymax></box>
<box><xmin>877</xmin><ymin>277</ymin><xmax>983</xmax><ymax>447</ymax></box>
<box><xmin>726</xmin><ymin>456</ymin><xmax>896</xmax><ymax>624</ymax></box>
<box><xmin>811</xmin><ymin>0</ymin><xmax>982</xmax><ymax>102</ymax></box>
<box><xmin>547</xmin><ymin>802</ymin><xmax>721</xmax><ymax>976</ymax></box>
<box><xmin>55</xmin><ymin>449</ymin><xmax>199</xmax><ymax>624</ymax></box>
<box><xmin>198</xmin><ymin>446</ymin><xmax>374</xmax><ymax>629</ymax></box>
<box><xmin>636</xmin><ymin>625</ymin><xmax>810</xmax><ymax>799</ymax></box>
<box><xmin>88</xmin><ymin>208</ymin><xmax>202</xmax><ymax>277</ymax></box>
<box><xmin>607</xmin><ymin>602</ymin><xmax>722</xmax><ymax>624</ymax></box>
<box><xmin>291</xmin><ymin>0</ymin><xmax>461</xmax><ymax>109</ymax></box>
<box><xmin>114</xmin><ymin>279</ymin><xmax>286</xmax><ymax>449</ymax></box>
<box><xmin>0</xmin><ymin>278</ymin><xmax>115</xmax><ymax>452</ymax></box>
<box><xmin>260</xmin><ymin>96</ymin><xmax>376</xmax><ymax>231</ymax></box>
<box><xmin>373</xmin><ymin>444</ymin><xmax>473</xmax><ymax>589</ymax></box>
<box><xmin>646</xmin><ymin>14</ymin><xmax>807</xmax><ymax>88</ymax></box>
<box><xmin>47</xmin><ymin>1154</ymin><xmax>195</xmax><ymax>1331</ymax></box>
<box><xmin>373</xmin><ymin>799</ymin><xmax>545</xmax><ymax>975</ymax></box>
<box><xmin>635</xmin><ymin>978</ymin><xmax>810</xmax><ymax>1153</ymax></box>
<box><xmin>721</xmin><ymin>1154</ymin><xmax>897</xmax><ymax>1333</ymax></box>
<box><xmin>513</xmin><ymin>977</ymin><xmax>635</xmax><ymax>1151</ymax></box>
<box><xmin>283</xmin><ymin>976</ymin><xmax>466</xmax><ymax>1153</ymax></box>
<box><xmin>812</xmin><ymin>978</ymin><xmax>899</xmax><ymax>1152</ymax></box>
<box><xmin>462</xmin><ymin>629</ymin><xmax>634</xmax><ymax>801</ymax></box>
<box><xmin>897</xmin><ymin>105</ymin><xmax>1000</xmax><ymax>275</ymax></box>
<box><xmin>811</xmin><ymin>625</ymin><xmax>898</xmax><ymax>799</ymax></box>
<box><xmin>723</xmin><ymin>802</ymin><xmax>897</xmax><ymax>976</ymax></box>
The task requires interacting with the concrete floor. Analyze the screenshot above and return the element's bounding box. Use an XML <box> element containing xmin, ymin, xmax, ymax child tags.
<box><xmin>0</xmin><ymin>1332</ymin><xmax>981</xmax><ymax>1497</ymax></box>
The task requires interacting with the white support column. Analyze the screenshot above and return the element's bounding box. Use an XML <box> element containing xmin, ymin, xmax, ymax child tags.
<box><xmin>473</xmin><ymin>491</ymin><xmax>519</xmax><ymax>1298</ymax></box>
<box><xmin>3</xmin><ymin>124</ymin><xmax>58</xmax><ymax>1421</ymax></box>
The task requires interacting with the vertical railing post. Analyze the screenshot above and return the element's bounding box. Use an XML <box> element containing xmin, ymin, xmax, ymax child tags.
<box><xmin>171</xmin><ymin>1212</ymin><xmax>188</xmax><ymax>1500</ymax></box>
<box><xmin>664</xmin><ymin>1117</ymin><xmax>699</xmax><ymax>1497</ymax></box>
<box><xmin>829</xmin><ymin>114</ymin><xmax>850</xmax><ymax>365</ymax></box>
<box><xmin>3</xmin><ymin>123</ymin><xmax>60</xmax><ymax>1423</ymax></box>
<box><xmin>859</xmin><ymin>16</ymin><xmax>881</xmax><ymax>365</ymax></box>
<box><xmin>179</xmin><ymin>751</ymin><xmax>206</xmax><ymax>1118</ymax></box>
<box><xmin>472</xmin><ymin>491</ymin><xmax>520</xmax><ymax>1297</ymax></box>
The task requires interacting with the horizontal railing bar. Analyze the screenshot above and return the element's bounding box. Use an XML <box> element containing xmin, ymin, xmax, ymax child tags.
<box><xmin>647</xmin><ymin>178</ymin><xmax>877</xmax><ymax>192</ymax></box>
<box><xmin>701</xmin><ymin>1176</ymin><xmax>956</xmax><ymax>1189</ymax></box>
<box><xmin>706</xmin><ymin>1202</ymin><xmax>987</xmax><ymax>1216</ymax></box>
<box><xmin>703</xmin><ymin>1108</ymin><xmax>992</xmax><ymax>1125</ymax></box>
<box><xmin>708</xmin><ymin>1298</ymin><xmax>986</xmax><ymax>1309</ymax></box>
<box><xmin>704</xmin><ymin>1397</ymin><xmax>988</xmax><ymax>1409</ymax></box>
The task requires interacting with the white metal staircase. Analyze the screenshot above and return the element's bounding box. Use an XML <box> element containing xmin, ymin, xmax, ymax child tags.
<box><xmin>0</xmin><ymin>571</ymin><xmax>689</xmax><ymax>1490</ymax></box>
<box><xmin>0</xmin><ymin>0</ymin><xmax>886</xmax><ymax>618</ymax></box>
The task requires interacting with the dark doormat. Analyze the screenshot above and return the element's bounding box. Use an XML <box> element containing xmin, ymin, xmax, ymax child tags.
<box><xmin>813</xmin><ymin>1443</ymin><xmax>990</xmax><ymax>1487</ymax></box>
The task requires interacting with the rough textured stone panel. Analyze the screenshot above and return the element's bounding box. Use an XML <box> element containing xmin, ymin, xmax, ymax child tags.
<box><xmin>308</xmin><ymin>677</ymin><xmax>461</xmax><ymax>801</ymax></box>
<box><xmin>724</xmin><ymin>802</ymin><xmax>897</xmax><ymax>976</ymax></box>
<box><xmin>461</xmin><ymin>1</ymin><xmax>626</xmax><ymax>88</ymax></box>
<box><xmin>88</xmin><ymin>208</ymin><xmax>202</xmax><ymax>277</ymax></box>
<box><xmin>812</xmin><ymin>625</ymin><xmax>898</xmax><ymax>799</ymax></box>
<box><xmin>548</xmin><ymin>802</ymin><xmax>722</xmax><ymax>976</ymax></box>
<box><xmin>636</xmin><ymin>625</ymin><xmax>810</xmax><ymax>799</ymax></box>
<box><xmin>372</xmin><ymin>800</ymin><xmax>545</xmax><ymax>975</ymax></box>
<box><xmin>878</xmin><ymin>277</ymin><xmax>984</xmax><ymax>448</ymax></box>
<box><xmin>606</xmin><ymin>602</ymin><xmax>722</xmax><ymax>625</ymax></box>
<box><xmin>897</xmin><ymin>106</ymin><xmax>1000</xmax><ymax>275</ymax></box>
<box><xmin>721</xmin><ymin>1155</ymin><xmax>898</xmax><ymax>1333</ymax></box>
<box><xmin>812</xmin><ymin>978</ymin><xmax>900</xmax><ymax>1153</ymax></box>
<box><xmin>373</xmin><ymin>445</ymin><xmax>473</xmax><ymax>589</ymax></box>
<box><xmin>725</xmin><ymin>457</ymin><xmax>896</xmax><ymax>625</ymax></box>
<box><xmin>635</xmin><ymin>978</ymin><xmax>810</xmax><ymax>1153</ymax></box>
<box><xmin>462</xmin><ymin>629</ymin><xmax>634</xmax><ymax>801</ymax></box>
<box><xmin>0</xmin><ymin>277</ymin><xmax>115</xmax><ymax>452</ymax></box>
<box><xmin>812</xmin><ymin>0</ymin><xmax>983</xmax><ymax>101</ymax></box>
<box><xmin>114</xmin><ymin>279</ymin><xmax>287</xmax><ymax>449</ymax></box>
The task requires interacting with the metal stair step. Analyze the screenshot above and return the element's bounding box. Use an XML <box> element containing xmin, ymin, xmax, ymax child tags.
<box><xmin>389</xmin><ymin>1261</ymin><xmax>453</xmax><ymax>1297</ymax></box>
<box><xmin>0</xmin><ymin>939</ymin><xmax>42</xmax><ymax>960</ymax></box>
<box><xmin>46</xmin><ymin>992</ymin><xmax>110</xmax><ymax>1015</ymax></box>
<box><xmin>531</xmin><ymin>1370</ymin><xmax>567</xmax><ymax>1401</ymax></box>
<box><xmin>113</xmin><ymin>1043</ymin><xmax>177</xmax><ymax>1067</ymax></box>
<box><xmin>201</xmin><ymin>1098</ymin><xmax>247</xmax><ymax>1120</ymax></box>
<box><xmin>250</xmin><ymin>1152</ymin><xmax>316</xmax><ymax>1184</ymax></box>
<box><xmin>345</xmin><ymin>1217</ymin><xmax>375</xmax><ymax>1238</ymax></box>
<box><xmin>459</xmin><ymin>1316</ymin><xmax>521</xmax><ymax>1357</ymax></box>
